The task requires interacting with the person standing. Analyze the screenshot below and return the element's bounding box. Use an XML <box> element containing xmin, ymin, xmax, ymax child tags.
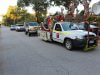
<box><xmin>48</xmin><ymin>16</ymin><xmax>54</xmax><ymax>31</ymax></box>
<box><xmin>47</xmin><ymin>16</ymin><xmax>54</xmax><ymax>39</ymax></box>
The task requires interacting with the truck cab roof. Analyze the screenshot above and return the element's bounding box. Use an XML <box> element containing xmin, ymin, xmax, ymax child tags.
<box><xmin>55</xmin><ymin>22</ymin><xmax>71</xmax><ymax>25</ymax></box>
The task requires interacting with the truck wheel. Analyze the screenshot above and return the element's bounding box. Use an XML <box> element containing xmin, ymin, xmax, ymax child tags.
<box><xmin>65</xmin><ymin>39</ymin><xmax>73</xmax><ymax>50</ymax></box>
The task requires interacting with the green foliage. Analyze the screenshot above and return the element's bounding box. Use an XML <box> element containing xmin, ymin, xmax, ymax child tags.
<box><xmin>79</xmin><ymin>10</ymin><xmax>84</xmax><ymax>16</ymax></box>
<box><xmin>50</xmin><ymin>0</ymin><xmax>79</xmax><ymax>10</ymax></box>
<box><xmin>17</xmin><ymin>0</ymin><xmax>93</xmax><ymax>23</ymax></box>
<box><xmin>88</xmin><ymin>15</ymin><xmax>100</xmax><ymax>22</ymax></box>
<box><xmin>17</xmin><ymin>0</ymin><xmax>49</xmax><ymax>23</ymax></box>
<box><xmin>2</xmin><ymin>15</ymin><xmax>14</xmax><ymax>26</ymax></box>
<box><xmin>2</xmin><ymin>6</ymin><xmax>36</xmax><ymax>26</ymax></box>
<box><xmin>88</xmin><ymin>16</ymin><xmax>95</xmax><ymax>22</ymax></box>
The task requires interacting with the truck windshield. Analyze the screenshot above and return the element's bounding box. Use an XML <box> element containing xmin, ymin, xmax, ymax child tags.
<box><xmin>17</xmin><ymin>24</ymin><xmax>23</xmax><ymax>26</ymax></box>
<box><xmin>11</xmin><ymin>25</ymin><xmax>15</xmax><ymax>27</ymax></box>
<box><xmin>78</xmin><ymin>24</ymin><xmax>85</xmax><ymax>30</ymax></box>
<box><xmin>62</xmin><ymin>23</ymin><xmax>78</xmax><ymax>31</ymax></box>
<box><xmin>29</xmin><ymin>22</ymin><xmax>38</xmax><ymax>26</ymax></box>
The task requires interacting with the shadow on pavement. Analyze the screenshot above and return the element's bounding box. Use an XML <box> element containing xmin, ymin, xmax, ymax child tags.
<box><xmin>41</xmin><ymin>40</ymin><xmax>97</xmax><ymax>52</ymax></box>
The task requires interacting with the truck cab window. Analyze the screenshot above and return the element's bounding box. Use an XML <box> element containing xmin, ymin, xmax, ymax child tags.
<box><xmin>55</xmin><ymin>24</ymin><xmax>62</xmax><ymax>31</ymax></box>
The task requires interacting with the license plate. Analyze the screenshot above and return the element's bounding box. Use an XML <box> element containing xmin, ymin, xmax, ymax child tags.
<box><xmin>89</xmin><ymin>40</ymin><xmax>94</xmax><ymax>43</ymax></box>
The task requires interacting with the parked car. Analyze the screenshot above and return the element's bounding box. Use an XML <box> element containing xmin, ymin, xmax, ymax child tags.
<box><xmin>91</xmin><ymin>22</ymin><xmax>100</xmax><ymax>36</ymax></box>
<box><xmin>25</xmin><ymin>22</ymin><xmax>39</xmax><ymax>36</ymax></box>
<box><xmin>16</xmin><ymin>24</ymin><xmax>25</xmax><ymax>31</ymax></box>
<box><xmin>77</xmin><ymin>24</ymin><xmax>99</xmax><ymax>35</ymax></box>
<box><xmin>10</xmin><ymin>25</ymin><xmax>16</xmax><ymax>30</ymax></box>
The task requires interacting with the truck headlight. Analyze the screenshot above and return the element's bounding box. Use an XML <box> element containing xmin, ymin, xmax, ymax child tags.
<box><xmin>17</xmin><ymin>27</ymin><xmax>20</xmax><ymax>29</ymax></box>
<box><xmin>29</xmin><ymin>28</ymin><xmax>34</xmax><ymax>31</ymax></box>
<box><xmin>75</xmin><ymin>36</ymin><xmax>83</xmax><ymax>40</ymax></box>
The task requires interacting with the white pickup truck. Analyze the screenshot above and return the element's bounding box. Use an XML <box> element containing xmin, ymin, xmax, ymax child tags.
<box><xmin>40</xmin><ymin>22</ymin><xmax>97</xmax><ymax>51</ymax></box>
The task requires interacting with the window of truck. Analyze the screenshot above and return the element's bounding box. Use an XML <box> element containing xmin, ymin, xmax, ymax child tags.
<box><xmin>62</xmin><ymin>23</ymin><xmax>78</xmax><ymax>31</ymax></box>
<box><xmin>55</xmin><ymin>24</ymin><xmax>62</xmax><ymax>31</ymax></box>
<box><xmin>28</xmin><ymin>22</ymin><xmax>38</xmax><ymax>26</ymax></box>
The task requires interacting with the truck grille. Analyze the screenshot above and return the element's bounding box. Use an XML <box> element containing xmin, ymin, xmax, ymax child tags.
<box><xmin>84</xmin><ymin>35</ymin><xmax>97</xmax><ymax>46</ymax></box>
<box><xmin>84</xmin><ymin>35</ymin><xmax>96</xmax><ymax>40</ymax></box>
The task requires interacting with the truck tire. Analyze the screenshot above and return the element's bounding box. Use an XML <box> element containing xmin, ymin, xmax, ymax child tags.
<box><xmin>65</xmin><ymin>39</ymin><xmax>73</xmax><ymax>50</ymax></box>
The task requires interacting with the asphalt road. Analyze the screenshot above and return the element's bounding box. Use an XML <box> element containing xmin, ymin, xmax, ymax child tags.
<box><xmin>0</xmin><ymin>26</ymin><xmax>100</xmax><ymax>75</ymax></box>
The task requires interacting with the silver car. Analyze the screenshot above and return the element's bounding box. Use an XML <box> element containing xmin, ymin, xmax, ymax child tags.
<box><xmin>16</xmin><ymin>24</ymin><xmax>25</xmax><ymax>31</ymax></box>
<box><xmin>10</xmin><ymin>25</ymin><xmax>16</xmax><ymax>30</ymax></box>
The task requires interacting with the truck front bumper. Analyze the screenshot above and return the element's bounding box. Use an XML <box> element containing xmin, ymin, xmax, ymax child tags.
<box><xmin>72</xmin><ymin>39</ymin><xmax>97</xmax><ymax>51</ymax></box>
<box><xmin>29</xmin><ymin>30</ymin><xmax>37</xmax><ymax>34</ymax></box>
<box><xmin>16</xmin><ymin>28</ymin><xmax>25</xmax><ymax>31</ymax></box>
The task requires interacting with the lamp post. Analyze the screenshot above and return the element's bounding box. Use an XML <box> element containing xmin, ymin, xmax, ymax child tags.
<box><xmin>92</xmin><ymin>1</ymin><xmax>100</xmax><ymax>45</ymax></box>
<box><xmin>82</xmin><ymin>0</ymin><xmax>91</xmax><ymax>47</ymax></box>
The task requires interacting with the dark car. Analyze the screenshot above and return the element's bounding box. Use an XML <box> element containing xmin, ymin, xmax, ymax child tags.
<box><xmin>78</xmin><ymin>24</ymin><xmax>99</xmax><ymax>35</ymax></box>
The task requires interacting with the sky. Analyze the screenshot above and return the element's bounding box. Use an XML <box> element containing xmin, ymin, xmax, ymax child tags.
<box><xmin>0</xmin><ymin>0</ymin><xmax>100</xmax><ymax>21</ymax></box>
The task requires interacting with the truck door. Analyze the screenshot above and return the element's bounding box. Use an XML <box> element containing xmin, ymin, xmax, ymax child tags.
<box><xmin>53</xmin><ymin>24</ymin><xmax>62</xmax><ymax>42</ymax></box>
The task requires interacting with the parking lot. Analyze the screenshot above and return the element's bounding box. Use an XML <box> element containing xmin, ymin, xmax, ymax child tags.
<box><xmin>0</xmin><ymin>26</ymin><xmax>100</xmax><ymax>75</ymax></box>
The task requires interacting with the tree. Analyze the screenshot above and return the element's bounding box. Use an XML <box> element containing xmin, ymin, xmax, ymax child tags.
<box><xmin>2</xmin><ymin>15</ymin><xmax>13</xmax><ymax>26</ymax></box>
<box><xmin>79</xmin><ymin>0</ymin><xmax>91</xmax><ymax>20</ymax></box>
<box><xmin>2</xmin><ymin>6</ymin><xmax>36</xmax><ymax>26</ymax></box>
<box><xmin>17</xmin><ymin>0</ymin><xmax>49</xmax><ymax>23</ymax></box>
<box><xmin>50</xmin><ymin>0</ymin><xmax>79</xmax><ymax>21</ymax></box>
<box><xmin>50</xmin><ymin>0</ymin><xmax>79</xmax><ymax>12</ymax></box>
<box><xmin>79</xmin><ymin>10</ymin><xmax>84</xmax><ymax>16</ymax></box>
<box><xmin>5</xmin><ymin>6</ymin><xmax>24</xmax><ymax>24</ymax></box>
